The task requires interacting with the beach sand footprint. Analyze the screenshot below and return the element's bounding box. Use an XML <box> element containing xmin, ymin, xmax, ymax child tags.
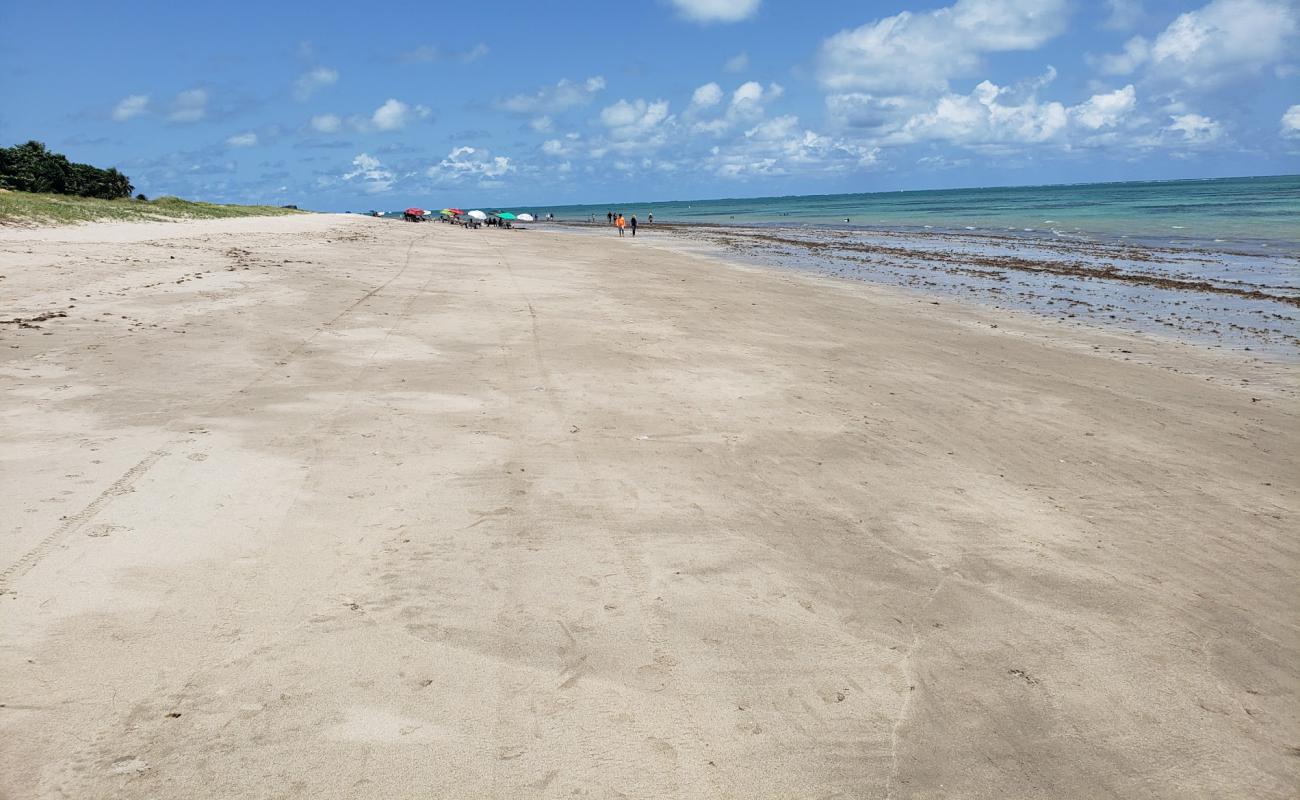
<box><xmin>85</xmin><ymin>523</ymin><xmax>127</xmax><ymax>538</ymax></box>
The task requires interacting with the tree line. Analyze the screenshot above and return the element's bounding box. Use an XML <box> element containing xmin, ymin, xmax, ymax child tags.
<box><xmin>0</xmin><ymin>140</ymin><xmax>134</xmax><ymax>200</ymax></box>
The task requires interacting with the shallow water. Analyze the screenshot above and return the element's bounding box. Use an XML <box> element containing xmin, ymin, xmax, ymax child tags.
<box><xmin>534</xmin><ymin>175</ymin><xmax>1300</xmax><ymax>256</ymax></box>
<box><xmin>547</xmin><ymin>219</ymin><xmax>1299</xmax><ymax>358</ymax></box>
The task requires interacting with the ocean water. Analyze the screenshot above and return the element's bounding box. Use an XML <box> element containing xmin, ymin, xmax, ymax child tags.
<box><xmin>369</xmin><ymin>175</ymin><xmax>1299</xmax><ymax>355</ymax></box>
<box><xmin>536</xmin><ymin>174</ymin><xmax>1300</xmax><ymax>254</ymax></box>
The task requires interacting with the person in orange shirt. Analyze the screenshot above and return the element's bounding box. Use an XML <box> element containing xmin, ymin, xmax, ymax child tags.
<box><xmin>615</xmin><ymin>214</ymin><xmax>626</xmax><ymax>237</ymax></box>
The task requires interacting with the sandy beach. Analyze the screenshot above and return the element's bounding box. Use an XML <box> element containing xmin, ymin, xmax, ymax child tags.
<box><xmin>1</xmin><ymin>214</ymin><xmax>1296</xmax><ymax>798</ymax></box>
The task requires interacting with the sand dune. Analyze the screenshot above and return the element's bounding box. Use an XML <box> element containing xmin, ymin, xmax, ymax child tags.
<box><xmin>1</xmin><ymin>215</ymin><xmax>1296</xmax><ymax>798</ymax></box>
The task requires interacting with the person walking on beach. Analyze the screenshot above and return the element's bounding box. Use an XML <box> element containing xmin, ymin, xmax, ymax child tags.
<box><xmin>607</xmin><ymin>211</ymin><xmax>613</xmax><ymax>225</ymax></box>
<box><xmin>630</xmin><ymin>214</ymin><xmax>637</xmax><ymax>236</ymax></box>
<box><xmin>616</xmin><ymin>214</ymin><xmax>626</xmax><ymax>237</ymax></box>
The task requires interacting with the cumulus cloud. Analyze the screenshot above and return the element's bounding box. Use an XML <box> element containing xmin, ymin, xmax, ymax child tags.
<box><xmin>426</xmin><ymin>146</ymin><xmax>514</xmax><ymax>185</ymax></box>
<box><xmin>600</xmin><ymin>98</ymin><xmax>672</xmax><ymax>141</ymax></box>
<box><xmin>895</xmin><ymin>78</ymin><xmax>1069</xmax><ymax>146</ymax></box>
<box><xmin>226</xmin><ymin>132</ymin><xmax>258</xmax><ymax>147</ymax></box>
<box><xmin>1092</xmin><ymin>36</ymin><xmax>1150</xmax><ymax>75</ymax></box>
<box><xmin>691</xmin><ymin>82</ymin><xmax>724</xmax><ymax>108</ymax></box>
<box><xmin>371</xmin><ymin>98</ymin><xmax>426</xmax><ymax>131</ymax></box>
<box><xmin>112</xmin><ymin>94</ymin><xmax>149</xmax><ymax>121</ymax></box>
<box><xmin>372</xmin><ymin>99</ymin><xmax>409</xmax><ymax>130</ymax></box>
<box><xmin>168</xmin><ymin>89</ymin><xmax>208</xmax><ymax>123</ymax></box>
<box><xmin>294</xmin><ymin>66</ymin><xmax>338</xmax><ymax>101</ymax></box>
<box><xmin>879</xmin><ymin>70</ymin><xmax>1138</xmax><ymax>148</ymax></box>
<box><xmin>709</xmin><ymin>115</ymin><xmax>879</xmax><ymax>178</ymax></box>
<box><xmin>692</xmin><ymin>81</ymin><xmax>784</xmax><ymax>134</ymax></box>
<box><xmin>1073</xmin><ymin>85</ymin><xmax>1137</xmax><ymax>129</ymax></box>
<box><xmin>1167</xmin><ymin>113</ymin><xmax>1222</xmax><ymax>144</ymax></box>
<box><xmin>730</xmin><ymin>81</ymin><xmax>782</xmax><ymax>116</ymax></box>
<box><xmin>1094</xmin><ymin>0</ymin><xmax>1298</xmax><ymax>88</ymax></box>
<box><xmin>497</xmin><ymin>76</ymin><xmax>606</xmax><ymax>114</ymax></box>
<box><xmin>669</xmin><ymin>0</ymin><xmax>761</xmax><ymax>23</ymax></box>
<box><xmin>818</xmin><ymin>0</ymin><xmax>1069</xmax><ymax>94</ymax></box>
<box><xmin>310</xmin><ymin>113</ymin><xmax>342</xmax><ymax>133</ymax></box>
<box><xmin>1283</xmin><ymin>104</ymin><xmax>1300</xmax><ymax>137</ymax></box>
<box><xmin>343</xmin><ymin>152</ymin><xmax>395</xmax><ymax>193</ymax></box>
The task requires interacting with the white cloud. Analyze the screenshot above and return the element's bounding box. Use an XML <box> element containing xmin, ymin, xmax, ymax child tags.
<box><xmin>731</xmin><ymin>81</ymin><xmax>781</xmax><ymax>112</ymax></box>
<box><xmin>1167</xmin><ymin>113</ymin><xmax>1222</xmax><ymax>144</ymax></box>
<box><xmin>1092</xmin><ymin>36</ymin><xmax>1150</xmax><ymax>75</ymax></box>
<box><xmin>724</xmin><ymin>52</ymin><xmax>750</xmax><ymax>73</ymax></box>
<box><xmin>825</xmin><ymin>93</ymin><xmax>917</xmax><ymax>131</ymax></box>
<box><xmin>310</xmin><ymin>113</ymin><xmax>342</xmax><ymax>133</ymax></box>
<box><xmin>112</xmin><ymin>94</ymin><xmax>149</xmax><ymax>121</ymax></box>
<box><xmin>169</xmin><ymin>89</ymin><xmax>208</xmax><ymax>123</ymax></box>
<box><xmin>372</xmin><ymin>99</ymin><xmax>410</xmax><ymax>131</ymax></box>
<box><xmin>497</xmin><ymin>76</ymin><xmax>606</xmax><ymax>114</ymax></box>
<box><xmin>669</xmin><ymin>0</ymin><xmax>761</xmax><ymax>23</ymax></box>
<box><xmin>895</xmin><ymin>78</ymin><xmax>1069</xmax><ymax>146</ymax></box>
<box><xmin>530</xmin><ymin>115</ymin><xmax>554</xmax><ymax>132</ymax></box>
<box><xmin>1072</xmin><ymin>85</ymin><xmax>1137</xmax><ymax>129</ymax></box>
<box><xmin>1095</xmin><ymin>0</ymin><xmax>1298</xmax><ymax>87</ymax></box>
<box><xmin>600</xmin><ymin>98</ymin><xmax>672</xmax><ymax>141</ymax></box>
<box><xmin>343</xmin><ymin>153</ymin><xmax>395</xmax><ymax>193</ymax></box>
<box><xmin>692</xmin><ymin>80</ymin><xmax>786</xmax><ymax>134</ymax></box>
<box><xmin>294</xmin><ymin>66</ymin><xmax>338</xmax><ymax>101</ymax></box>
<box><xmin>1283</xmin><ymin>104</ymin><xmax>1300</xmax><ymax>137</ymax></box>
<box><xmin>709</xmin><ymin>114</ymin><xmax>880</xmax><ymax>178</ymax></box>
<box><xmin>426</xmin><ymin>146</ymin><xmax>514</xmax><ymax>185</ymax></box>
<box><xmin>818</xmin><ymin>0</ymin><xmax>1069</xmax><ymax>93</ymax></box>
<box><xmin>226</xmin><ymin>132</ymin><xmax>258</xmax><ymax>147</ymax></box>
<box><xmin>691</xmin><ymin>82</ymin><xmax>724</xmax><ymax>108</ymax></box>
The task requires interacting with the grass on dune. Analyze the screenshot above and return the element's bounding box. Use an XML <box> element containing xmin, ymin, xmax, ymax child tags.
<box><xmin>0</xmin><ymin>190</ymin><xmax>305</xmax><ymax>226</ymax></box>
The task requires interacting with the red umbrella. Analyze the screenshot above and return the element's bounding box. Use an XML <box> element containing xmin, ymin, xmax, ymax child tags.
<box><xmin>405</xmin><ymin>208</ymin><xmax>425</xmax><ymax>215</ymax></box>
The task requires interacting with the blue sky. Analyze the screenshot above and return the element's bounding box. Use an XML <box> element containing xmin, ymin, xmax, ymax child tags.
<box><xmin>2</xmin><ymin>0</ymin><xmax>1297</xmax><ymax>209</ymax></box>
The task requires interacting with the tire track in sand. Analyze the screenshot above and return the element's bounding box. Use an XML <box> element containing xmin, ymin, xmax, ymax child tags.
<box><xmin>0</xmin><ymin>449</ymin><xmax>169</xmax><ymax>593</ymax></box>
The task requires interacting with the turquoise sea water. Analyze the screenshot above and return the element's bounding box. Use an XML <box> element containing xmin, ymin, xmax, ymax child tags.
<box><xmin>531</xmin><ymin>174</ymin><xmax>1300</xmax><ymax>253</ymax></box>
<box><xmin>371</xmin><ymin>174</ymin><xmax>1298</xmax><ymax>354</ymax></box>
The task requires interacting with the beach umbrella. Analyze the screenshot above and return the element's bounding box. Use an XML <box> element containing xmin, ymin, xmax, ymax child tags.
<box><xmin>467</xmin><ymin>210</ymin><xmax>487</xmax><ymax>220</ymax></box>
<box><xmin>405</xmin><ymin>208</ymin><xmax>425</xmax><ymax>216</ymax></box>
<box><xmin>517</xmin><ymin>213</ymin><xmax>534</xmax><ymax>222</ymax></box>
<box><xmin>498</xmin><ymin>212</ymin><xmax>517</xmax><ymax>220</ymax></box>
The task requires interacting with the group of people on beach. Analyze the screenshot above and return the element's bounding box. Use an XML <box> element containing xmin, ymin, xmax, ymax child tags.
<box><xmin>606</xmin><ymin>210</ymin><xmax>651</xmax><ymax>237</ymax></box>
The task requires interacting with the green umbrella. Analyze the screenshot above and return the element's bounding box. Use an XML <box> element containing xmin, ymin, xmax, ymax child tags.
<box><xmin>497</xmin><ymin>212</ymin><xmax>517</xmax><ymax>220</ymax></box>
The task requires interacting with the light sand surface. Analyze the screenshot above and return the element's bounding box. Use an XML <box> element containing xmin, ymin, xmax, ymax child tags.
<box><xmin>1</xmin><ymin>215</ymin><xmax>1296</xmax><ymax>799</ymax></box>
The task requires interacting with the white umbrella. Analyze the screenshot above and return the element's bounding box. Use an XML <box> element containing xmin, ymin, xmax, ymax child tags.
<box><xmin>467</xmin><ymin>210</ymin><xmax>487</xmax><ymax>220</ymax></box>
<box><xmin>517</xmin><ymin>213</ymin><xmax>535</xmax><ymax>222</ymax></box>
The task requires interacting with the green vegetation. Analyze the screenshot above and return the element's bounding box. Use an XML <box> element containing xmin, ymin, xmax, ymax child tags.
<box><xmin>1</xmin><ymin>141</ymin><xmax>133</xmax><ymax>199</ymax></box>
<box><xmin>0</xmin><ymin>140</ymin><xmax>304</xmax><ymax>225</ymax></box>
<box><xmin>0</xmin><ymin>190</ymin><xmax>305</xmax><ymax>226</ymax></box>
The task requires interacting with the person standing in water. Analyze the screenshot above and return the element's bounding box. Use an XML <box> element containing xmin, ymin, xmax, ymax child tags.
<box><xmin>648</xmin><ymin>212</ymin><xmax>653</xmax><ymax>224</ymax></box>
<box><xmin>630</xmin><ymin>214</ymin><xmax>637</xmax><ymax>236</ymax></box>
<box><xmin>615</xmin><ymin>214</ymin><xmax>626</xmax><ymax>236</ymax></box>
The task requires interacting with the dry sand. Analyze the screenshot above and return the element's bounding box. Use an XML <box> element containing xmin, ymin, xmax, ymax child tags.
<box><xmin>1</xmin><ymin>214</ymin><xmax>1296</xmax><ymax>799</ymax></box>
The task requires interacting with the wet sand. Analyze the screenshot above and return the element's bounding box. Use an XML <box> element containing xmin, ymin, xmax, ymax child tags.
<box><xmin>1</xmin><ymin>215</ymin><xmax>1297</xmax><ymax>798</ymax></box>
<box><xmin>635</xmin><ymin>222</ymin><xmax>1300</xmax><ymax>357</ymax></box>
